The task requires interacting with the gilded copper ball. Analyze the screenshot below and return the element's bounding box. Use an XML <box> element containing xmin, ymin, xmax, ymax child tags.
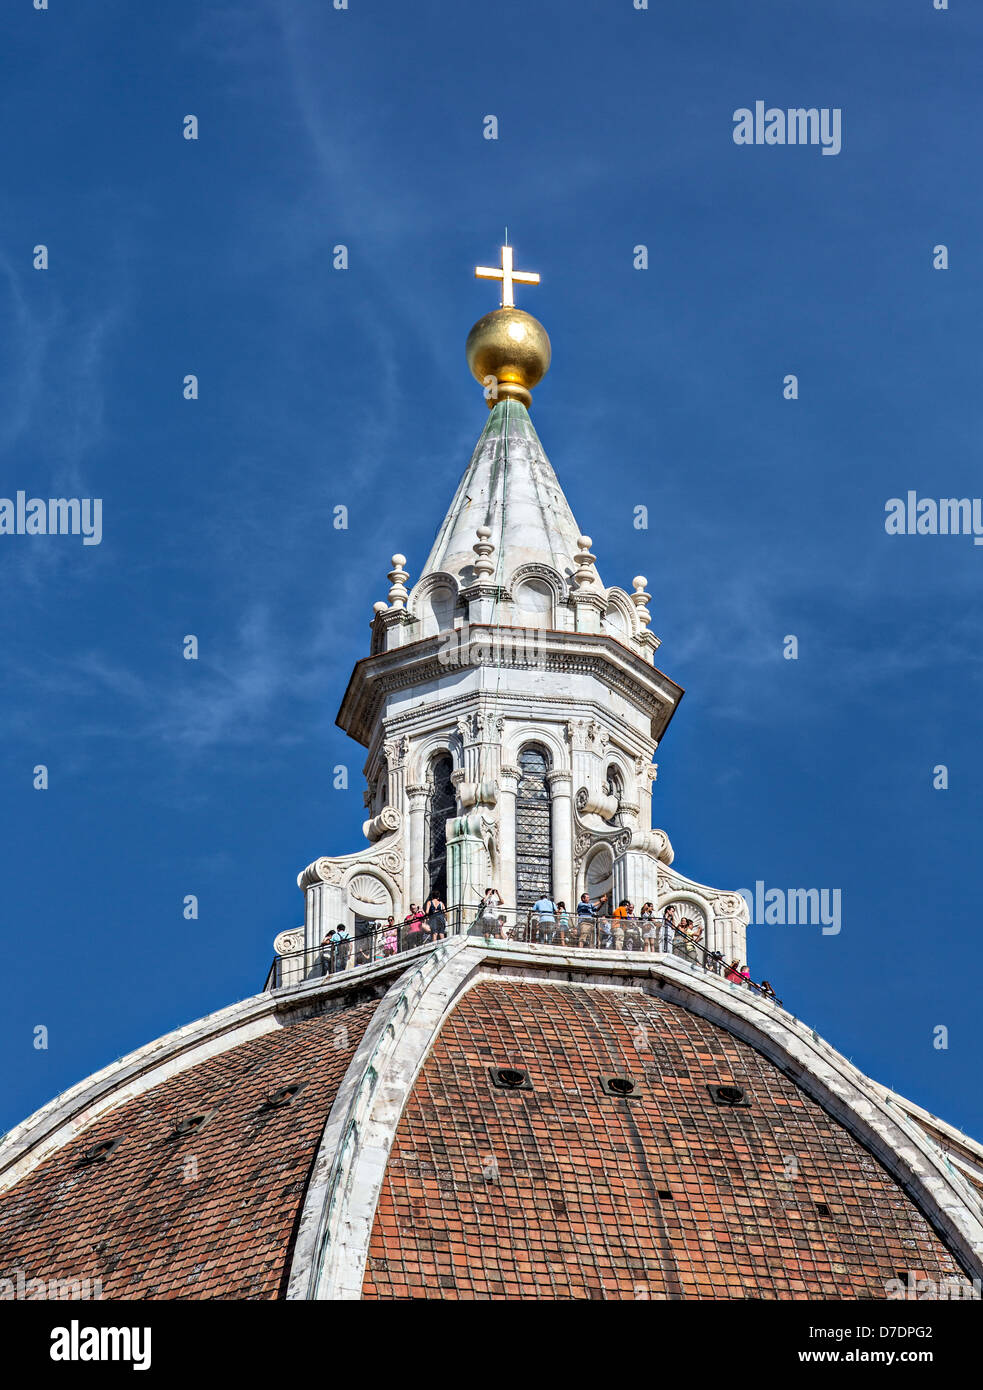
<box><xmin>465</xmin><ymin>308</ymin><xmax>551</xmax><ymax>407</ymax></box>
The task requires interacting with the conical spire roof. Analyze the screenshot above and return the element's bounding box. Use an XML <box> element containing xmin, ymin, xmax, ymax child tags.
<box><xmin>420</xmin><ymin>398</ymin><xmax>591</xmax><ymax>588</ymax></box>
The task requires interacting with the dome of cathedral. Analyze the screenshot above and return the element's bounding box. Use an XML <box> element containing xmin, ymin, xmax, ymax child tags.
<box><xmin>1</xmin><ymin>943</ymin><xmax>981</xmax><ymax>1301</ymax></box>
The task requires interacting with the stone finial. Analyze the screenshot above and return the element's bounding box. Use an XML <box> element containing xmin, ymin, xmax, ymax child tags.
<box><xmin>573</xmin><ymin>535</ymin><xmax>598</xmax><ymax>589</ymax></box>
<box><xmin>372</xmin><ymin>601</ymin><xmax>388</xmax><ymax>616</ymax></box>
<box><xmin>630</xmin><ymin>575</ymin><xmax>652</xmax><ymax>626</ymax></box>
<box><xmin>387</xmin><ymin>554</ymin><xmax>409</xmax><ymax>609</ymax></box>
<box><xmin>473</xmin><ymin>526</ymin><xmax>495</xmax><ymax>581</ymax></box>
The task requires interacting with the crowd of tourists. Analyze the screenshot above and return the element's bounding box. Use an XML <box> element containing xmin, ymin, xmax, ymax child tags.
<box><xmin>471</xmin><ymin>888</ymin><xmax>772</xmax><ymax>994</ymax></box>
<box><xmin>320</xmin><ymin>895</ymin><xmax>449</xmax><ymax>970</ymax></box>
<box><xmin>318</xmin><ymin>888</ymin><xmax>775</xmax><ymax>999</ymax></box>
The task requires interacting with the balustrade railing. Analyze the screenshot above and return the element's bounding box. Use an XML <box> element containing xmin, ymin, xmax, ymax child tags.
<box><xmin>264</xmin><ymin>904</ymin><xmax>781</xmax><ymax>1006</ymax></box>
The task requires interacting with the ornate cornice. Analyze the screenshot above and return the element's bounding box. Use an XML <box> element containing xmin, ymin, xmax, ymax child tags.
<box><xmin>336</xmin><ymin>627</ymin><xmax>683</xmax><ymax>751</ymax></box>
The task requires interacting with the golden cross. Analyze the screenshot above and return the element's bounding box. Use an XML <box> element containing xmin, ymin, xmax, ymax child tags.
<box><xmin>475</xmin><ymin>244</ymin><xmax>540</xmax><ymax>309</ymax></box>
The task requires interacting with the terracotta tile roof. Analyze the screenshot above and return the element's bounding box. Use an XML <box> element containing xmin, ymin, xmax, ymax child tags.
<box><xmin>0</xmin><ymin>1000</ymin><xmax>377</xmax><ymax>1300</ymax></box>
<box><xmin>363</xmin><ymin>981</ymin><xmax>969</xmax><ymax>1300</ymax></box>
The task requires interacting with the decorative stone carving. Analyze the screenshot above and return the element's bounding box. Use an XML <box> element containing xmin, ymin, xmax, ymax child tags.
<box><xmin>613</xmin><ymin>830</ymin><xmax>632</xmax><ymax>856</ymax></box>
<box><xmin>273</xmin><ymin>928</ymin><xmax>304</xmax><ymax>957</ymax></box>
<box><xmin>499</xmin><ymin>765</ymin><xmax>521</xmax><ymax>782</ymax></box>
<box><xmin>573</xmin><ymin>535</ymin><xmax>599</xmax><ymax>590</ymax></box>
<box><xmin>621</xmin><ymin>828</ymin><xmax>674</xmax><ymax>864</ymax></box>
<box><xmin>483</xmin><ymin>818</ymin><xmax>500</xmax><ymax>865</ymax></box>
<box><xmin>379</xmin><ymin>849</ymin><xmax>402</xmax><ymax>874</ymax></box>
<box><xmin>472</xmin><ymin>526</ymin><xmax>495</xmax><ymax>581</ymax></box>
<box><xmin>314</xmin><ymin>858</ymin><xmax>345</xmax><ymax>885</ymax></box>
<box><xmin>713</xmin><ymin>893</ymin><xmax>749</xmax><ymax>924</ymax></box>
<box><xmin>587</xmin><ymin>719</ymin><xmax>609</xmax><ymax>753</ymax></box>
<box><xmin>630</xmin><ymin>576</ymin><xmax>652</xmax><ymax>627</ymax></box>
<box><xmin>586</xmin><ymin>844</ymin><xmax>614</xmax><ymax>891</ymax></box>
<box><xmin>575</xmin><ymin>831</ymin><xmax>592</xmax><ymax>857</ymax></box>
<box><xmin>660</xmin><ymin>898</ymin><xmax>708</xmax><ymax>936</ymax></box>
<box><xmin>383</xmin><ymin>736</ymin><xmax>409</xmax><ymax>769</ymax></box>
<box><xmin>546</xmin><ymin>771</ymin><xmax>572</xmax><ymax>789</ymax></box>
<box><xmin>348</xmin><ymin>874</ymin><xmax>391</xmax><ymax>908</ymax></box>
<box><xmin>456</xmin><ymin>778</ymin><xmax>497</xmax><ymax>811</ymax></box>
<box><xmin>363</xmin><ymin>805</ymin><xmax>402</xmax><ymax>842</ymax></box>
<box><xmin>387</xmin><ymin>555</ymin><xmax>410</xmax><ymax>609</ymax></box>
<box><xmin>577</xmin><ymin>786</ymin><xmax>619</xmax><ymax>820</ymax></box>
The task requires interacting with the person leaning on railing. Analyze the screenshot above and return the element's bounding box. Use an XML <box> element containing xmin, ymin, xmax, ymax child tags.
<box><xmin>382</xmin><ymin>915</ymin><xmax>398</xmax><ymax>956</ymax></box>
<box><xmin>478</xmin><ymin>887</ymin><xmax>504</xmax><ymax>938</ymax></box>
<box><xmin>659</xmin><ymin>903</ymin><xmax>677</xmax><ymax>954</ymax></box>
<box><xmin>424</xmin><ymin>893</ymin><xmax>448</xmax><ymax>941</ymax></box>
<box><xmin>639</xmin><ymin>902</ymin><xmax>657</xmax><ymax>953</ymax></box>
<box><xmin>624</xmin><ymin>905</ymin><xmax>643</xmax><ymax>952</ymax></box>
<box><xmin>611</xmin><ymin>900</ymin><xmax>629</xmax><ymax>950</ymax></box>
<box><xmin>532</xmin><ymin>893</ymin><xmax>556</xmax><ymax>944</ymax></box>
<box><xmin>673</xmin><ymin>916</ymin><xmax>703</xmax><ymax>965</ymax></box>
<box><xmin>725</xmin><ymin>959</ymin><xmax>747</xmax><ymax>984</ymax></box>
<box><xmin>324</xmin><ymin>923</ymin><xmax>351</xmax><ymax>973</ymax></box>
<box><xmin>554</xmin><ymin>901</ymin><xmax>571</xmax><ymax>946</ymax></box>
<box><xmin>404</xmin><ymin>903</ymin><xmax>428</xmax><ymax>950</ymax></box>
<box><xmin>575</xmin><ymin>891</ymin><xmax>608</xmax><ymax>948</ymax></box>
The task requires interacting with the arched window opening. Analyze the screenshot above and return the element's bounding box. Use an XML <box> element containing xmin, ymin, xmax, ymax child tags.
<box><xmin>515</xmin><ymin>744</ymin><xmax>553</xmax><ymax>908</ymax></box>
<box><xmin>513</xmin><ymin>579</ymin><xmax>554</xmax><ymax>629</ymax></box>
<box><xmin>603</xmin><ymin>601</ymin><xmax>630</xmax><ymax>640</ymax></box>
<box><xmin>423</xmin><ymin>584</ymin><xmax>456</xmax><ymax>637</ymax></box>
<box><xmin>425</xmin><ymin>755</ymin><xmax>456</xmax><ymax>903</ymax></box>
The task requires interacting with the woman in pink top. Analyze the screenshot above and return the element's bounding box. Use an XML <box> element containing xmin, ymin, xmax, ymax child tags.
<box><xmin>382</xmin><ymin>915</ymin><xmax>398</xmax><ymax>956</ymax></box>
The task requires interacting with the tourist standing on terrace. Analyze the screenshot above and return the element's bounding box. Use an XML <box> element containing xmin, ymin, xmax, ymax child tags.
<box><xmin>660</xmin><ymin>903</ymin><xmax>677</xmax><ymax>954</ymax></box>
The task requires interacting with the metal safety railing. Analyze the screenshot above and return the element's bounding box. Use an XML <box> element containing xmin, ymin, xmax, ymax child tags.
<box><xmin>264</xmin><ymin>903</ymin><xmax>781</xmax><ymax>1006</ymax></box>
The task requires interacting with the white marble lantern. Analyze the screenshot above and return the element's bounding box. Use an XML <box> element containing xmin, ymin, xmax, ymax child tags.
<box><xmin>287</xmin><ymin>394</ymin><xmax>749</xmax><ymax>969</ymax></box>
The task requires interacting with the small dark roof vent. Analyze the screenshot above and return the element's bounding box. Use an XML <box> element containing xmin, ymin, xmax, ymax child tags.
<box><xmin>262</xmin><ymin>1083</ymin><xmax>308</xmax><ymax>1110</ymax></box>
<box><xmin>708</xmin><ymin>1083</ymin><xmax>750</xmax><ymax>1108</ymax></box>
<box><xmin>597</xmin><ymin>1075</ymin><xmax>644</xmax><ymax>1100</ymax></box>
<box><xmin>169</xmin><ymin>1110</ymin><xmax>215</xmax><ymax>1139</ymax></box>
<box><xmin>488</xmin><ymin>1066</ymin><xmax>532</xmax><ymax>1091</ymax></box>
<box><xmin>76</xmin><ymin>1136</ymin><xmax>122</xmax><ymax>1166</ymax></box>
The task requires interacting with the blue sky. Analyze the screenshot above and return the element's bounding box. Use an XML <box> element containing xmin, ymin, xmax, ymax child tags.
<box><xmin>2</xmin><ymin>0</ymin><xmax>981</xmax><ymax>1142</ymax></box>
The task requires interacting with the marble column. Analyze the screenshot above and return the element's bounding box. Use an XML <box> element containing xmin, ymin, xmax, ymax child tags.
<box><xmin>498</xmin><ymin>766</ymin><xmax>520</xmax><ymax>912</ymax></box>
<box><xmin>406</xmin><ymin>785</ymin><xmax>428</xmax><ymax>908</ymax></box>
<box><xmin>547</xmin><ymin>771</ymin><xmax>574</xmax><ymax>910</ymax></box>
<box><xmin>446</xmin><ymin>815</ymin><xmax>488</xmax><ymax>915</ymax></box>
